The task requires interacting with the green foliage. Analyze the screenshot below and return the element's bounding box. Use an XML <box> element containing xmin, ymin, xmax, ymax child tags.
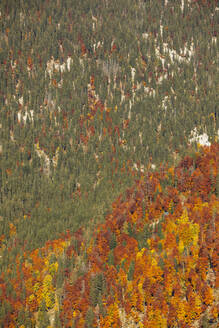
<box><xmin>109</xmin><ymin>232</ymin><xmax>117</xmax><ymax>250</ymax></box>
<box><xmin>90</xmin><ymin>273</ymin><xmax>106</xmax><ymax>307</ymax></box>
<box><xmin>201</xmin><ymin>314</ymin><xmax>211</xmax><ymax>328</ymax></box>
<box><xmin>0</xmin><ymin>0</ymin><xmax>218</xmax><ymax>325</ymax></box>
<box><xmin>108</xmin><ymin>249</ymin><xmax>115</xmax><ymax>266</ymax></box>
<box><xmin>216</xmin><ymin>169</ymin><xmax>219</xmax><ymax>197</ymax></box>
<box><xmin>37</xmin><ymin>300</ymin><xmax>50</xmax><ymax>328</ymax></box>
<box><xmin>85</xmin><ymin>307</ymin><xmax>95</xmax><ymax>328</ymax></box>
<box><xmin>54</xmin><ymin>311</ymin><xmax>62</xmax><ymax>328</ymax></box>
<box><xmin>127</xmin><ymin>260</ymin><xmax>135</xmax><ymax>281</ymax></box>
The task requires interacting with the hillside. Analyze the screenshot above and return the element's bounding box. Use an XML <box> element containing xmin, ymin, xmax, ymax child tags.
<box><xmin>0</xmin><ymin>0</ymin><xmax>218</xmax><ymax>327</ymax></box>
<box><xmin>1</xmin><ymin>143</ymin><xmax>218</xmax><ymax>327</ymax></box>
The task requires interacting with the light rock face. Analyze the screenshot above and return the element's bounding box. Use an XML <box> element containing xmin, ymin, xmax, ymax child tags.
<box><xmin>189</xmin><ymin>128</ymin><xmax>211</xmax><ymax>147</ymax></box>
<box><xmin>45</xmin><ymin>55</ymin><xmax>73</xmax><ymax>78</ymax></box>
<box><xmin>17</xmin><ymin>109</ymin><xmax>34</xmax><ymax>124</ymax></box>
<box><xmin>34</xmin><ymin>143</ymin><xmax>59</xmax><ymax>176</ymax></box>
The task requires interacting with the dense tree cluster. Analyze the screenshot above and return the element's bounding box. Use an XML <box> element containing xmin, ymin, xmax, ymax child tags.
<box><xmin>0</xmin><ymin>143</ymin><xmax>218</xmax><ymax>327</ymax></box>
<box><xmin>0</xmin><ymin>0</ymin><xmax>218</xmax><ymax>326</ymax></box>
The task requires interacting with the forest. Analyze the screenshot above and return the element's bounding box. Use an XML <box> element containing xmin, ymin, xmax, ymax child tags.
<box><xmin>0</xmin><ymin>0</ymin><xmax>218</xmax><ymax>327</ymax></box>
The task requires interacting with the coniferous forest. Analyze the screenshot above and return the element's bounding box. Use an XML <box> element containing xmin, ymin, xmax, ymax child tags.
<box><xmin>0</xmin><ymin>0</ymin><xmax>218</xmax><ymax>327</ymax></box>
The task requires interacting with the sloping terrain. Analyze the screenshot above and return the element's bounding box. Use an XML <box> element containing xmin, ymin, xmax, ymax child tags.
<box><xmin>1</xmin><ymin>143</ymin><xmax>218</xmax><ymax>327</ymax></box>
<box><xmin>0</xmin><ymin>0</ymin><xmax>218</xmax><ymax>327</ymax></box>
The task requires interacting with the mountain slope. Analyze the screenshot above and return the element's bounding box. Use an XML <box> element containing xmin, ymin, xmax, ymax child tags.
<box><xmin>1</xmin><ymin>143</ymin><xmax>218</xmax><ymax>327</ymax></box>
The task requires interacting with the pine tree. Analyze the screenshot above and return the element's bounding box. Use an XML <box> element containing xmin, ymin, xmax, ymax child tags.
<box><xmin>127</xmin><ymin>260</ymin><xmax>135</xmax><ymax>281</ymax></box>
<box><xmin>38</xmin><ymin>300</ymin><xmax>50</xmax><ymax>328</ymax></box>
<box><xmin>85</xmin><ymin>307</ymin><xmax>95</xmax><ymax>328</ymax></box>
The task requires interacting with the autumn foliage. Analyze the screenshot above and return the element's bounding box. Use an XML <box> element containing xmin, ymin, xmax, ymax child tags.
<box><xmin>0</xmin><ymin>143</ymin><xmax>218</xmax><ymax>327</ymax></box>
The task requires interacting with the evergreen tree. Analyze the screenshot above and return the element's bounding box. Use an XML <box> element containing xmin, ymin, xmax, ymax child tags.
<box><xmin>127</xmin><ymin>260</ymin><xmax>135</xmax><ymax>281</ymax></box>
